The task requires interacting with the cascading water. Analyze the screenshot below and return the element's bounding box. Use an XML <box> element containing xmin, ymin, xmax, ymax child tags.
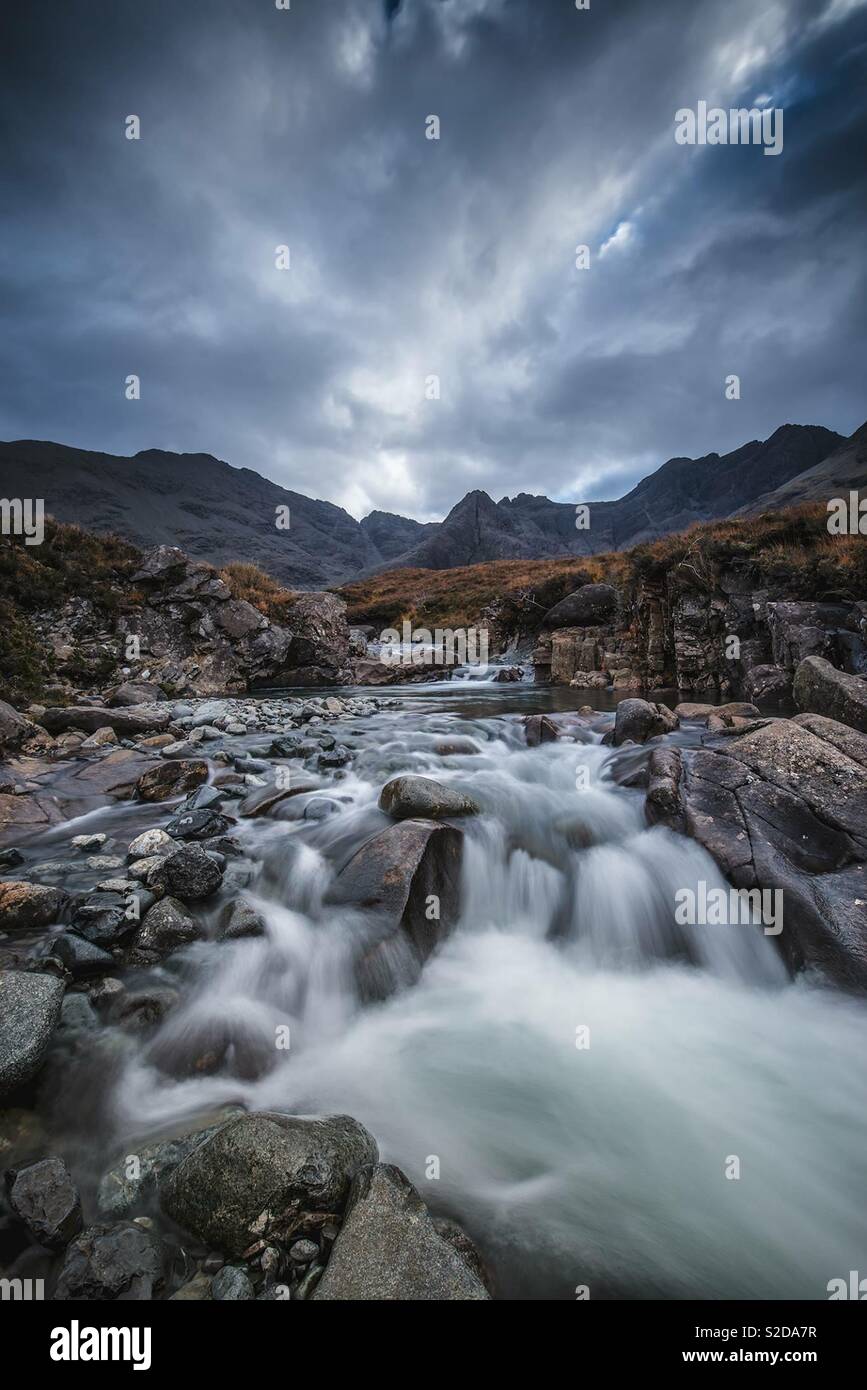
<box><xmin>102</xmin><ymin>691</ymin><xmax>866</xmax><ymax>1299</ymax></box>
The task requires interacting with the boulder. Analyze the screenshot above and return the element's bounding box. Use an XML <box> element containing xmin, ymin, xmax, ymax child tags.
<box><xmin>53</xmin><ymin>1221</ymin><xmax>165</xmax><ymax>1300</ymax></box>
<box><xmin>136</xmin><ymin>759</ymin><xmax>209</xmax><ymax>803</ymax></box>
<box><xmin>274</xmin><ymin>593</ymin><xmax>352</xmax><ymax>685</ymax></box>
<box><xmin>646</xmin><ymin>716</ymin><xmax>867</xmax><ymax>989</ymax></box>
<box><xmin>0</xmin><ymin>971</ymin><xmax>65</xmax><ymax>1098</ymax></box>
<box><xmin>8</xmin><ymin>1157</ymin><xmax>83</xmax><ymax>1251</ymax></box>
<box><xmin>0</xmin><ymin>882</ymin><xmax>68</xmax><ymax>932</ymax></box>
<box><xmin>327</xmin><ymin>820</ymin><xmax>463</xmax><ymax>987</ymax></box>
<box><xmin>217</xmin><ymin>900</ymin><xmax>266</xmax><ymax>941</ymax></box>
<box><xmin>79</xmin><ymin>726</ymin><xmax>119</xmax><ymax>749</ymax></box>
<box><xmin>379</xmin><ymin>776</ymin><xmax>479</xmax><ymax>821</ymax></box>
<box><xmin>126</xmin><ymin>828</ymin><xmax>176</xmax><ymax>860</ymax></box>
<box><xmin>793</xmin><ymin>656</ymin><xmax>867</xmax><ymax>733</ymax></box>
<box><xmin>613</xmin><ymin>698</ymin><xmax>679</xmax><ymax>746</ymax></box>
<box><xmin>0</xmin><ymin>700</ymin><xmax>35</xmax><ymax>753</ymax></box>
<box><xmin>108</xmin><ymin>681</ymin><xmax>167</xmax><ymax>707</ymax></box>
<box><xmin>38</xmin><ymin>705</ymin><xmax>172</xmax><ymax>737</ymax></box>
<box><xmin>164</xmin><ymin>807</ymin><xmax>233</xmax><ymax>841</ymax></box>
<box><xmin>743</xmin><ymin>663</ymin><xmax>792</xmax><ymax>704</ymax></box>
<box><xmin>524</xmin><ymin>714</ymin><xmax>561</xmax><ymax>746</ymax></box>
<box><xmin>98</xmin><ymin>1120</ymin><xmax>225</xmax><ymax>1219</ymax></box>
<box><xmin>312</xmin><ymin>1165</ymin><xmax>489</xmax><ymax>1301</ymax></box>
<box><xmin>153</xmin><ymin>844</ymin><xmax>223</xmax><ymax>900</ymax></box>
<box><xmin>160</xmin><ymin>1112</ymin><xmax>378</xmax><ymax>1256</ymax></box>
<box><xmin>136</xmin><ymin>897</ymin><xmax>201</xmax><ymax>955</ymax></box>
<box><xmin>52</xmin><ymin>932</ymin><xmax>115</xmax><ymax>978</ymax></box>
<box><xmin>541</xmin><ymin>583</ymin><xmax>618</xmax><ymax>630</ymax></box>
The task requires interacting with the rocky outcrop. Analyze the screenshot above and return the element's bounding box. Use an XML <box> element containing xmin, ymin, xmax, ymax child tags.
<box><xmin>541</xmin><ymin>583</ymin><xmax>618</xmax><ymax>629</ymax></box>
<box><xmin>267</xmin><ymin>592</ymin><xmax>352</xmax><ymax>687</ymax></box>
<box><xmin>793</xmin><ymin>656</ymin><xmax>867</xmax><ymax>733</ymax></box>
<box><xmin>312</xmin><ymin>1164</ymin><xmax>490</xmax><ymax>1301</ymax></box>
<box><xmin>160</xmin><ymin>1112</ymin><xmax>378</xmax><ymax>1256</ymax></box>
<box><xmin>646</xmin><ymin>716</ymin><xmax>867</xmax><ymax>989</ymax></box>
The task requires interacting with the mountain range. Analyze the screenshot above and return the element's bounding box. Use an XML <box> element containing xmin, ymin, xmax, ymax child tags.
<box><xmin>0</xmin><ymin>422</ymin><xmax>861</xmax><ymax>589</ymax></box>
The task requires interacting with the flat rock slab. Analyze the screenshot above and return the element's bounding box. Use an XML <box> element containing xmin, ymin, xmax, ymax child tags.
<box><xmin>313</xmin><ymin>1164</ymin><xmax>490</xmax><ymax>1301</ymax></box>
<box><xmin>38</xmin><ymin>705</ymin><xmax>173</xmax><ymax>736</ymax></box>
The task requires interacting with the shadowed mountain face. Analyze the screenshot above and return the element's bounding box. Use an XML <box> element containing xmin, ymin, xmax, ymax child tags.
<box><xmin>0</xmin><ymin>424</ymin><xmax>849</xmax><ymax>587</ymax></box>
<box><xmin>736</xmin><ymin>422</ymin><xmax>867</xmax><ymax>517</ymax></box>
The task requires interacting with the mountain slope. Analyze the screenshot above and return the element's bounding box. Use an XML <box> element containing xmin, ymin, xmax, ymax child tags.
<box><xmin>385</xmin><ymin>424</ymin><xmax>844</xmax><ymax>570</ymax></box>
<box><xmin>0</xmin><ymin>423</ymin><xmax>846</xmax><ymax>587</ymax></box>
<box><xmin>735</xmin><ymin>421</ymin><xmax>867</xmax><ymax>516</ymax></box>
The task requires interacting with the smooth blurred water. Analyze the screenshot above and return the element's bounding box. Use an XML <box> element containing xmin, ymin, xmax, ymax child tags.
<box><xmin>103</xmin><ymin>695</ymin><xmax>867</xmax><ymax>1299</ymax></box>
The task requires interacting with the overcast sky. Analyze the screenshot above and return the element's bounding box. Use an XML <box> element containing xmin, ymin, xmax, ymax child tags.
<box><xmin>1</xmin><ymin>0</ymin><xmax>865</xmax><ymax>521</ymax></box>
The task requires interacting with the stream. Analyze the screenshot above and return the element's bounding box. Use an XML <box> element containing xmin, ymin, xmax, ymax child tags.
<box><xmin>11</xmin><ymin>681</ymin><xmax>867</xmax><ymax>1299</ymax></box>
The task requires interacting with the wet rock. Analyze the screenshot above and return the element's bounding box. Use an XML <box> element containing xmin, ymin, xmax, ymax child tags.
<box><xmin>136</xmin><ymin>897</ymin><xmax>201</xmax><ymax>956</ymax></box>
<box><xmin>8</xmin><ymin>1157</ymin><xmax>83</xmax><ymax>1251</ymax></box>
<box><xmin>0</xmin><ymin>882</ymin><xmax>68</xmax><ymax>932</ymax></box>
<box><xmin>97</xmin><ymin>1121</ymin><xmax>225</xmax><ymax>1219</ymax></box>
<box><xmin>38</xmin><ymin>705</ymin><xmax>172</xmax><ymax>737</ymax></box>
<box><xmin>217</xmin><ymin>900</ymin><xmax>266</xmax><ymax>941</ymax></box>
<box><xmin>379</xmin><ymin>775</ymin><xmax>479</xmax><ymax>820</ymax></box>
<box><xmin>0</xmin><ymin>1108</ymin><xmax>49</xmax><ymax>1169</ymax></box>
<box><xmin>161</xmin><ymin>1112</ymin><xmax>378</xmax><ymax>1256</ymax></box>
<box><xmin>152</xmin><ymin>844</ymin><xmax>223</xmax><ymax>900</ymax></box>
<box><xmin>793</xmin><ymin>655</ymin><xmax>867</xmax><ymax>733</ymax></box>
<box><xmin>58</xmin><ymin>991</ymin><xmax>100</xmax><ymax>1035</ymax></box>
<box><xmin>327</xmin><ymin>820</ymin><xmax>463</xmax><ymax>994</ymax></box>
<box><xmin>127</xmin><ymin>828</ymin><xmax>176</xmax><ymax>860</ymax></box>
<box><xmin>0</xmin><ymin>847</ymin><xmax>24</xmax><ymax>869</ymax></box>
<box><xmin>289</xmin><ymin>1238</ymin><xmax>319</xmax><ymax>1264</ymax></box>
<box><xmin>524</xmin><ymin>714</ymin><xmax>561</xmax><ymax>746</ymax></box>
<box><xmin>646</xmin><ymin>715</ymin><xmax>867</xmax><ymax>989</ymax></box>
<box><xmin>53</xmin><ymin>1220</ymin><xmax>165</xmax><ymax>1300</ymax></box>
<box><xmin>312</xmin><ymin>1165</ymin><xmax>489</xmax><ymax>1301</ymax></box>
<box><xmin>170</xmin><ymin>1272</ymin><xmax>213</xmax><ymax>1300</ymax></box>
<box><xmin>303</xmin><ymin>798</ymin><xmax>340</xmax><ymax>821</ymax></box>
<box><xmin>613</xmin><ymin>698</ymin><xmax>679</xmax><ymax>746</ymax></box>
<box><xmin>318</xmin><ymin>745</ymin><xmax>351</xmax><ymax>770</ymax></box>
<box><xmin>70</xmin><ymin>895</ymin><xmax>135</xmax><ymax>948</ymax></box>
<box><xmin>71</xmin><ymin>833</ymin><xmax>107</xmax><ymax>850</ymax></box>
<box><xmin>52</xmin><ymin>932</ymin><xmax>115</xmax><ymax>977</ymax></box>
<box><xmin>0</xmin><ymin>972</ymin><xmax>65</xmax><ymax>1098</ymax></box>
<box><xmin>136</xmin><ymin>759</ymin><xmax>209</xmax><ymax>803</ymax></box>
<box><xmin>107</xmin><ymin>987</ymin><xmax>179</xmax><ymax>1032</ymax></box>
<box><xmin>433</xmin><ymin>738</ymin><xmax>479</xmax><ymax>756</ymax></box>
<box><xmin>541</xmin><ymin>583</ymin><xmax>618</xmax><ymax>630</ymax></box>
<box><xmin>164</xmin><ymin>807</ymin><xmax>233</xmax><ymax>841</ymax></box>
<box><xmin>108</xmin><ymin>681</ymin><xmax>167</xmax><ymax>707</ymax></box>
<box><xmin>182</xmin><ymin>784</ymin><xmax>224</xmax><ymax>811</ymax></box>
<box><xmin>743</xmin><ymin>663</ymin><xmax>793</xmax><ymax>704</ymax></box>
<box><xmin>212</xmin><ymin>1265</ymin><xmax>255</xmax><ymax>1300</ymax></box>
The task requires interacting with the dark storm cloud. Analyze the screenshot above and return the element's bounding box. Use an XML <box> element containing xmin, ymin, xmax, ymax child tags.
<box><xmin>0</xmin><ymin>0</ymin><xmax>864</xmax><ymax>520</ymax></box>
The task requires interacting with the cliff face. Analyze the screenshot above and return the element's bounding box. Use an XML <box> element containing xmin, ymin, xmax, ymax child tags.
<box><xmin>535</xmin><ymin>557</ymin><xmax>867</xmax><ymax>699</ymax></box>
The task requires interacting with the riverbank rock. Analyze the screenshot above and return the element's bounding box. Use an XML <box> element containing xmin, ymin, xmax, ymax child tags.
<box><xmin>0</xmin><ymin>971</ymin><xmax>65</xmax><ymax>1098</ymax></box>
<box><xmin>150</xmin><ymin>844</ymin><xmax>223</xmax><ymax>900</ymax></box>
<box><xmin>160</xmin><ymin>1112</ymin><xmax>378</xmax><ymax>1256</ymax></box>
<box><xmin>8</xmin><ymin>1157</ymin><xmax>83</xmax><ymax>1251</ymax></box>
<box><xmin>743</xmin><ymin>663</ymin><xmax>792</xmax><ymax>703</ymax></box>
<box><xmin>108</xmin><ymin>680</ymin><xmax>167</xmax><ymax>706</ymax></box>
<box><xmin>646</xmin><ymin>715</ymin><xmax>867</xmax><ymax>989</ymax></box>
<box><xmin>53</xmin><ymin>1221</ymin><xmax>165</xmax><ymax>1300</ymax></box>
<box><xmin>541</xmin><ymin>583</ymin><xmax>618</xmax><ymax>630</ymax></box>
<box><xmin>269</xmin><ymin>592</ymin><xmax>352</xmax><ymax>686</ymax></box>
<box><xmin>38</xmin><ymin>705</ymin><xmax>172</xmax><ymax>737</ymax></box>
<box><xmin>135</xmin><ymin>759</ymin><xmax>209</xmax><ymax>803</ymax></box>
<box><xmin>327</xmin><ymin>820</ymin><xmax>463</xmax><ymax>992</ymax></box>
<box><xmin>136</xmin><ymin>897</ymin><xmax>201</xmax><ymax>955</ymax></box>
<box><xmin>613</xmin><ymin>698</ymin><xmax>679</xmax><ymax>745</ymax></box>
<box><xmin>379</xmin><ymin>775</ymin><xmax>479</xmax><ymax>820</ymax></box>
<box><xmin>0</xmin><ymin>882</ymin><xmax>68</xmax><ymax>932</ymax></box>
<box><xmin>0</xmin><ymin>700</ymin><xmax>35</xmax><ymax>754</ymax></box>
<box><xmin>793</xmin><ymin>656</ymin><xmax>867</xmax><ymax>733</ymax></box>
<box><xmin>312</xmin><ymin>1164</ymin><xmax>490</xmax><ymax>1301</ymax></box>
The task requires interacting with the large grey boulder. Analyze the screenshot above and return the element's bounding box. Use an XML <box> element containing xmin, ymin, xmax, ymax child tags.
<box><xmin>327</xmin><ymin>820</ymin><xmax>463</xmax><ymax>995</ymax></box>
<box><xmin>38</xmin><ymin>705</ymin><xmax>172</xmax><ymax>736</ymax></box>
<box><xmin>312</xmin><ymin>1165</ymin><xmax>490</xmax><ymax>1301</ymax></box>
<box><xmin>379</xmin><ymin>776</ymin><xmax>478</xmax><ymax>820</ymax></box>
<box><xmin>8</xmin><ymin>1157</ymin><xmax>83</xmax><ymax>1250</ymax></box>
<box><xmin>160</xmin><ymin>1112</ymin><xmax>378</xmax><ymax>1256</ymax></box>
<box><xmin>272</xmin><ymin>592</ymin><xmax>352</xmax><ymax>686</ymax></box>
<box><xmin>0</xmin><ymin>971</ymin><xmax>65</xmax><ymax>1098</ymax></box>
<box><xmin>793</xmin><ymin>656</ymin><xmax>867</xmax><ymax>733</ymax></box>
<box><xmin>646</xmin><ymin>715</ymin><xmax>867</xmax><ymax>989</ymax></box>
<box><xmin>541</xmin><ymin>583</ymin><xmax>618</xmax><ymax>630</ymax></box>
<box><xmin>0</xmin><ymin>700</ymin><xmax>34</xmax><ymax>753</ymax></box>
<box><xmin>613</xmin><ymin>698</ymin><xmax>679</xmax><ymax>745</ymax></box>
<box><xmin>53</xmin><ymin>1221</ymin><xmax>165</xmax><ymax>1300</ymax></box>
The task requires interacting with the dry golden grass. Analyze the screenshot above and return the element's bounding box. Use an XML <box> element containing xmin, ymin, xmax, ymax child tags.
<box><xmin>337</xmin><ymin>503</ymin><xmax>866</xmax><ymax>630</ymax></box>
<box><xmin>219</xmin><ymin>561</ymin><xmax>296</xmax><ymax>620</ymax></box>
